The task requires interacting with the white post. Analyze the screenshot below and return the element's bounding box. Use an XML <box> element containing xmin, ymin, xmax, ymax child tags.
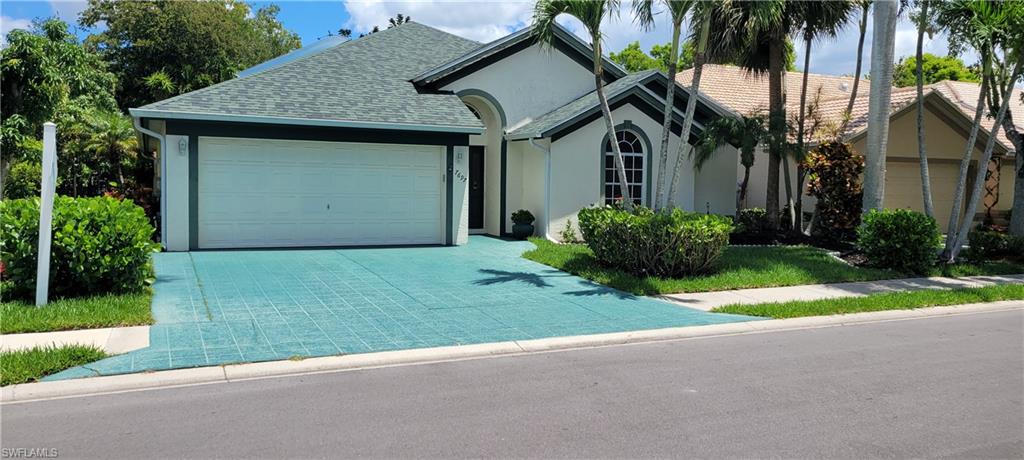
<box><xmin>35</xmin><ymin>122</ymin><xmax>58</xmax><ymax>306</ymax></box>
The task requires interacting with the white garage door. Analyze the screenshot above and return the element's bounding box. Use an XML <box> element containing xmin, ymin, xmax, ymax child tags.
<box><xmin>198</xmin><ymin>137</ymin><xmax>444</xmax><ymax>248</ymax></box>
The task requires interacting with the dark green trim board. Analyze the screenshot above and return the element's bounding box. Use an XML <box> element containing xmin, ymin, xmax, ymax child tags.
<box><xmin>446</xmin><ymin>146</ymin><xmax>455</xmax><ymax>246</ymax></box>
<box><xmin>165</xmin><ymin>120</ymin><xmax>471</xmax><ymax>147</ymax></box>
<box><xmin>455</xmin><ymin>89</ymin><xmax>510</xmax><ymax>237</ymax></box>
<box><xmin>599</xmin><ymin>122</ymin><xmax>654</xmax><ymax>208</ymax></box>
<box><xmin>188</xmin><ymin>135</ymin><xmax>199</xmax><ymax>250</ymax></box>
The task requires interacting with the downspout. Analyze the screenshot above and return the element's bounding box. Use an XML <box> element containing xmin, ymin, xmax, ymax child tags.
<box><xmin>528</xmin><ymin>137</ymin><xmax>555</xmax><ymax>241</ymax></box>
<box><xmin>133</xmin><ymin>117</ymin><xmax>167</xmax><ymax>249</ymax></box>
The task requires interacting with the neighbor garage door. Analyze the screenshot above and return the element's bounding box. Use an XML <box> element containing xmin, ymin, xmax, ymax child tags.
<box><xmin>885</xmin><ymin>160</ymin><xmax>971</xmax><ymax>233</ymax></box>
<box><xmin>197</xmin><ymin>137</ymin><xmax>444</xmax><ymax>248</ymax></box>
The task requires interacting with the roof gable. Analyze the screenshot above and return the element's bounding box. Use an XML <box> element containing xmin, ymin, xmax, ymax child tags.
<box><xmin>412</xmin><ymin>23</ymin><xmax>627</xmax><ymax>89</ymax></box>
<box><xmin>132</xmin><ymin>22</ymin><xmax>484</xmax><ymax>132</ymax></box>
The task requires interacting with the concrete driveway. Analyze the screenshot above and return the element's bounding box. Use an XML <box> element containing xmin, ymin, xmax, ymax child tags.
<box><xmin>48</xmin><ymin>237</ymin><xmax>756</xmax><ymax>380</ymax></box>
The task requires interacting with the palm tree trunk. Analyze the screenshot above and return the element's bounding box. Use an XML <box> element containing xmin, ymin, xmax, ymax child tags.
<box><xmin>915</xmin><ymin>0</ymin><xmax>935</xmax><ymax>218</ymax></box>
<box><xmin>942</xmin><ymin>75</ymin><xmax>989</xmax><ymax>256</ymax></box>
<box><xmin>655</xmin><ymin>19</ymin><xmax>683</xmax><ymax>210</ymax></box>
<box><xmin>843</xmin><ymin>3</ymin><xmax>869</xmax><ymax>129</ymax></box>
<box><xmin>1004</xmin><ymin>114</ymin><xmax>1024</xmax><ymax>236</ymax></box>
<box><xmin>593</xmin><ymin>37</ymin><xmax>633</xmax><ymax>210</ymax></box>
<box><xmin>794</xmin><ymin>37</ymin><xmax>813</xmax><ymax>234</ymax></box>
<box><xmin>862</xmin><ymin>0</ymin><xmax>898</xmax><ymax>214</ymax></box>
<box><xmin>948</xmin><ymin>63</ymin><xmax>1020</xmax><ymax>260</ymax></box>
<box><xmin>738</xmin><ymin>164</ymin><xmax>751</xmax><ymax>208</ymax></box>
<box><xmin>667</xmin><ymin>17</ymin><xmax>709</xmax><ymax>209</ymax></box>
<box><xmin>765</xmin><ymin>36</ymin><xmax>786</xmax><ymax>230</ymax></box>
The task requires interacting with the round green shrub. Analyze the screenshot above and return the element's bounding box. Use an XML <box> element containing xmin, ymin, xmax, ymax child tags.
<box><xmin>578</xmin><ymin>206</ymin><xmax>732</xmax><ymax>277</ymax></box>
<box><xmin>964</xmin><ymin>229</ymin><xmax>1009</xmax><ymax>262</ymax></box>
<box><xmin>856</xmin><ymin>209</ymin><xmax>940</xmax><ymax>275</ymax></box>
<box><xmin>0</xmin><ymin>196</ymin><xmax>159</xmax><ymax>301</ymax></box>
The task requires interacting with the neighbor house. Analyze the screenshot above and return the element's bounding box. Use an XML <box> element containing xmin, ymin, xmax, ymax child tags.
<box><xmin>677</xmin><ymin>64</ymin><xmax>1019</xmax><ymax>231</ymax></box>
<box><xmin>131</xmin><ymin>22</ymin><xmax>740</xmax><ymax>250</ymax></box>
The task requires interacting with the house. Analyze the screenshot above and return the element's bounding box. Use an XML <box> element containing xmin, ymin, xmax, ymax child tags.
<box><xmin>677</xmin><ymin>64</ymin><xmax>1020</xmax><ymax>231</ymax></box>
<box><xmin>130</xmin><ymin>22</ymin><xmax>737</xmax><ymax>250</ymax></box>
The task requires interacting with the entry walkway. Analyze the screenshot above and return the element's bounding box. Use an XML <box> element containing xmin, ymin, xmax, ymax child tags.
<box><xmin>659</xmin><ymin>274</ymin><xmax>1024</xmax><ymax>311</ymax></box>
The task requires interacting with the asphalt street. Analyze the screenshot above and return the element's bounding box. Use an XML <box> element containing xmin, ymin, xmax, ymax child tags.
<box><xmin>3</xmin><ymin>309</ymin><xmax>1022</xmax><ymax>459</ymax></box>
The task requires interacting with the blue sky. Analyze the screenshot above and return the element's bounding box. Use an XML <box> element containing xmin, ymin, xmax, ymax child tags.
<box><xmin>2</xmin><ymin>0</ymin><xmax>979</xmax><ymax>78</ymax></box>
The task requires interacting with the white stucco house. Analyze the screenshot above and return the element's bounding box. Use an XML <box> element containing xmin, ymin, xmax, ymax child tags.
<box><xmin>131</xmin><ymin>22</ymin><xmax>737</xmax><ymax>250</ymax></box>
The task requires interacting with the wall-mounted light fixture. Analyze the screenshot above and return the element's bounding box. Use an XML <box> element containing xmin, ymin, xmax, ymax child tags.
<box><xmin>178</xmin><ymin>138</ymin><xmax>188</xmax><ymax>156</ymax></box>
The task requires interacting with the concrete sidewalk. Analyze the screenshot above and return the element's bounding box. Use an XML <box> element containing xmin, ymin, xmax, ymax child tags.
<box><xmin>0</xmin><ymin>326</ymin><xmax>150</xmax><ymax>354</ymax></box>
<box><xmin>659</xmin><ymin>274</ymin><xmax>1024</xmax><ymax>311</ymax></box>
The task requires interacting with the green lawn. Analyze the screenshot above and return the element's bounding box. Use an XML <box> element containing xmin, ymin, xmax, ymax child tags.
<box><xmin>1</xmin><ymin>292</ymin><xmax>153</xmax><ymax>334</ymax></box>
<box><xmin>713</xmin><ymin>284</ymin><xmax>1024</xmax><ymax>318</ymax></box>
<box><xmin>522</xmin><ymin>238</ymin><xmax>1023</xmax><ymax>295</ymax></box>
<box><xmin>1</xmin><ymin>345</ymin><xmax>107</xmax><ymax>386</ymax></box>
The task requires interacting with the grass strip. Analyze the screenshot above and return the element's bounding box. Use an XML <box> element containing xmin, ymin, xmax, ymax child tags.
<box><xmin>1</xmin><ymin>292</ymin><xmax>153</xmax><ymax>334</ymax></box>
<box><xmin>712</xmin><ymin>284</ymin><xmax>1024</xmax><ymax>319</ymax></box>
<box><xmin>1</xmin><ymin>345</ymin><xmax>107</xmax><ymax>386</ymax></box>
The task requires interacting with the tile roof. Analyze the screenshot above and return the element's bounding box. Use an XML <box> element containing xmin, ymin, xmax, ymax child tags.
<box><xmin>677</xmin><ymin>64</ymin><xmax>1022</xmax><ymax>153</ymax></box>
<box><xmin>134</xmin><ymin>22</ymin><xmax>485</xmax><ymax>131</ymax></box>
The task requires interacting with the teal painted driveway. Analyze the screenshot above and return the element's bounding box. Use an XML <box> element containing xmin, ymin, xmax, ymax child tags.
<box><xmin>48</xmin><ymin>237</ymin><xmax>758</xmax><ymax>380</ymax></box>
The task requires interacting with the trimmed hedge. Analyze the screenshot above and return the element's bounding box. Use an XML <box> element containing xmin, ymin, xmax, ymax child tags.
<box><xmin>857</xmin><ymin>209</ymin><xmax>940</xmax><ymax>275</ymax></box>
<box><xmin>965</xmin><ymin>229</ymin><xmax>1024</xmax><ymax>262</ymax></box>
<box><xmin>578</xmin><ymin>206</ymin><xmax>732</xmax><ymax>277</ymax></box>
<box><xmin>0</xmin><ymin>196</ymin><xmax>158</xmax><ymax>301</ymax></box>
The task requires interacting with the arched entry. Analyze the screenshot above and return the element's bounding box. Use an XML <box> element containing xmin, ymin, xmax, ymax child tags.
<box><xmin>458</xmin><ymin>89</ymin><xmax>507</xmax><ymax>236</ymax></box>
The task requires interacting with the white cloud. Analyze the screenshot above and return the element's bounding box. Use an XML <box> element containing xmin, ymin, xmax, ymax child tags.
<box><xmin>342</xmin><ymin>0</ymin><xmax>534</xmax><ymax>43</ymax></box>
<box><xmin>48</xmin><ymin>0</ymin><xmax>88</xmax><ymax>23</ymax></box>
<box><xmin>1</xmin><ymin>16</ymin><xmax>33</xmax><ymax>46</ymax></box>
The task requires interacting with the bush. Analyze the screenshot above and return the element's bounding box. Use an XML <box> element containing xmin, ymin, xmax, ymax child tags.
<box><xmin>857</xmin><ymin>209</ymin><xmax>940</xmax><ymax>275</ymax></box>
<box><xmin>559</xmin><ymin>218</ymin><xmax>582</xmax><ymax>244</ymax></box>
<box><xmin>731</xmin><ymin>208</ymin><xmax>773</xmax><ymax>244</ymax></box>
<box><xmin>1008</xmin><ymin>235</ymin><xmax>1024</xmax><ymax>256</ymax></box>
<box><xmin>3</xmin><ymin>161</ymin><xmax>61</xmax><ymax>199</ymax></box>
<box><xmin>511</xmin><ymin>209</ymin><xmax>535</xmax><ymax>225</ymax></box>
<box><xmin>578</xmin><ymin>206</ymin><xmax>732</xmax><ymax>277</ymax></box>
<box><xmin>0</xmin><ymin>196</ymin><xmax>158</xmax><ymax>301</ymax></box>
<box><xmin>805</xmin><ymin>141</ymin><xmax>864</xmax><ymax>242</ymax></box>
<box><xmin>964</xmin><ymin>229</ymin><xmax>1008</xmax><ymax>262</ymax></box>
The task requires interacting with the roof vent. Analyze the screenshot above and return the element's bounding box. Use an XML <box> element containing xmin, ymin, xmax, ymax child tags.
<box><xmin>840</xmin><ymin>82</ymin><xmax>850</xmax><ymax>92</ymax></box>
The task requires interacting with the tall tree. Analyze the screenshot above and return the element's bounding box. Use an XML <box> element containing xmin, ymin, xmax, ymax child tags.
<box><xmin>893</xmin><ymin>53</ymin><xmax>980</xmax><ymax>86</ymax></box>
<box><xmin>937</xmin><ymin>0</ymin><xmax>1024</xmax><ymax>254</ymax></box>
<box><xmin>533</xmin><ymin>0</ymin><xmax>635</xmax><ymax>209</ymax></box>
<box><xmin>912</xmin><ymin>1</ymin><xmax>940</xmax><ymax>218</ymax></box>
<box><xmin>861</xmin><ymin>0</ymin><xmax>899</xmax><ymax>214</ymax></box>
<box><xmin>80</xmin><ymin>0</ymin><xmax>300</xmax><ymax>109</ymax></box>
<box><xmin>792</xmin><ymin>0</ymin><xmax>854</xmax><ymax>231</ymax></box>
<box><xmin>0</xmin><ymin>18</ymin><xmax>117</xmax><ymax>197</ymax></box>
<box><xmin>844</xmin><ymin>0</ymin><xmax>871</xmax><ymax>126</ymax></box>
<box><xmin>633</xmin><ymin>0</ymin><xmax>698</xmax><ymax>210</ymax></box>
<box><xmin>609</xmin><ymin>41</ymin><xmax>663</xmax><ymax>72</ymax></box>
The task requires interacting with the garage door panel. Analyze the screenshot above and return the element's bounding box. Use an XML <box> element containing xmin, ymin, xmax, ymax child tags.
<box><xmin>198</xmin><ymin>138</ymin><xmax>443</xmax><ymax>248</ymax></box>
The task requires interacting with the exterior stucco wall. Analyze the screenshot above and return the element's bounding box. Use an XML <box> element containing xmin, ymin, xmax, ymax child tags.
<box><xmin>694</xmin><ymin>144</ymin><xmax>740</xmax><ymax>215</ymax></box>
<box><xmin>519</xmin><ymin>139</ymin><xmax>548</xmax><ymax>238</ymax></box>
<box><xmin>164</xmin><ymin>134</ymin><xmax>190</xmax><ymax>251</ymax></box>
<box><xmin>545</xmin><ymin>104</ymin><xmax>690</xmax><ymax>240</ymax></box>
<box><xmin>439</xmin><ymin>44</ymin><xmax>596</xmax><ymax>130</ymax></box>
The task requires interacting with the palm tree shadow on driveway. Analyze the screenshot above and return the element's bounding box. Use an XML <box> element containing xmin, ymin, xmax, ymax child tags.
<box><xmin>474</xmin><ymin>268</ymin><xmax>638</xmax><ymax>300</ymax></box>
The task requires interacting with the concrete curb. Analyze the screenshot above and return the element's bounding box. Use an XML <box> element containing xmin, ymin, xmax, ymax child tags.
<box><xmin>3</xmin><ymin>300</ymin><xmax>1021</xmax><ymax>404</ymax></box>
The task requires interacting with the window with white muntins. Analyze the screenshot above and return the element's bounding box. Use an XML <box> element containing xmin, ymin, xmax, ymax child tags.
<box><xmin>604</xmin><ymin>130</ymin><xmax>644</xmax><ymax>206</ymax></box>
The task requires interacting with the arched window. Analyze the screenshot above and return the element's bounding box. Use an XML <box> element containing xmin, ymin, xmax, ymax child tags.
<box><xmin>604</xmin><ymin>130</ymin><xmax>645</xmax><ymax>205</ymax></box>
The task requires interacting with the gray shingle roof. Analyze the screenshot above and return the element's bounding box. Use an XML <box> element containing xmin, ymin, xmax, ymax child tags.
<box><xmin>507</xmin><ymin>70</ymin><xmax>660</xmax><ymax>139</ymax></box>
<box><xmin>134</xmin><ymin>22</ymin><xmax>485</xmax><ymax>131</ymax></box>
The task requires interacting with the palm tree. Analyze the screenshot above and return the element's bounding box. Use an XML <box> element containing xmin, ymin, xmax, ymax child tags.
<box><xmin>81</xmin><ymin>110</ymin><xmax>138</xmax><ymax>188</ymax></box>
<box><xmin>666</xmin><ymin>2</ymin><xmax>713</xmax><ymax>209</ymax></box>
<box><xmin>843</xmin><ymin>0</ymin><xmax>871</xmax><ymax>124</ymax></box>
<box><xmin>912</xmin><ymin>0</ymin><xmax>939</xmax><ymax>218</ymax></box>
<box><xmin>633</xmin><ymin>0</ymin><xmax>696</xmax><ymax>209</ymax></box>
<box><xmin>534</xmin><ymin>0</ymin><xmax>634</xmax><ymax>209</ymax></box>
<box><xmin>792</xmin><ymin>0</ymin><xmax>854</xmax><ymax>231</ymax></box>
<box><xmin>937</xmin><ymin>0</ymin><xmax>1024</xmax><ymax>259</ymax></box>
<box><xmin>692</xmin><ymin>114</ymin><xmax>768</xmax><ymax>210</ymax></box>
<box><xmin>708</xmin><ymin>0</ymin><xmax>798</xmax><ymax>230</ymax></box>
<box><xmin>861</xmin><ymin>0</ymin><xmax>899</xmax><ymax>213</ymax></box>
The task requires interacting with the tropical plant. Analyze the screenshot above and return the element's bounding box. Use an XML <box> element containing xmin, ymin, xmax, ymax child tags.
<box><xmin>861</xmin><ymin>0</ymin><xmax>899</xmax><ymax>214</ymax></box>
<box><xmin>692</xmin><ymin>114</ymin><xmax>768</xmax><ymax>209</ymax></box>
<box><xmin>77</xmin><ymin>110</ymin><xmax>139</xmax><ymax>189</ymax></box>
<box><xmin>388</xmin><ymin>13</ymin><xmax>411</xmax><ymax>28</ymax></box>
<box><xmin>792</xmin><ymin>0</ymin><xmax>854</xmax><ymax>231</ymax></box>
<box><xmin>533</xmin><ymin>0</ymin><xmax>634</xmax><ymax>209</ymax></box>
<box><xmin>937</xmin><ymin>0</ymin><xmax>1024</xmax><ymax>259</ymax></box>
<box><xmin>805</xmin><ymin>141</ymin><xmax>864</xmax><ymax>242</ymax></box>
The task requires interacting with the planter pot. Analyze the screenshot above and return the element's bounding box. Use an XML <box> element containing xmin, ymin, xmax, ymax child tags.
<box><xmin>512</xmin><ymin>223</ymin><xmax>535</xmax><ymax>240</ymax></box>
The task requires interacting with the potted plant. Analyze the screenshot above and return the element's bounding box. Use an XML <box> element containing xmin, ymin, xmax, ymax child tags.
<box><xmin>511</xmin><ymin>209</ymin><xmax>535</xmax><ymax>239</ymax></box>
